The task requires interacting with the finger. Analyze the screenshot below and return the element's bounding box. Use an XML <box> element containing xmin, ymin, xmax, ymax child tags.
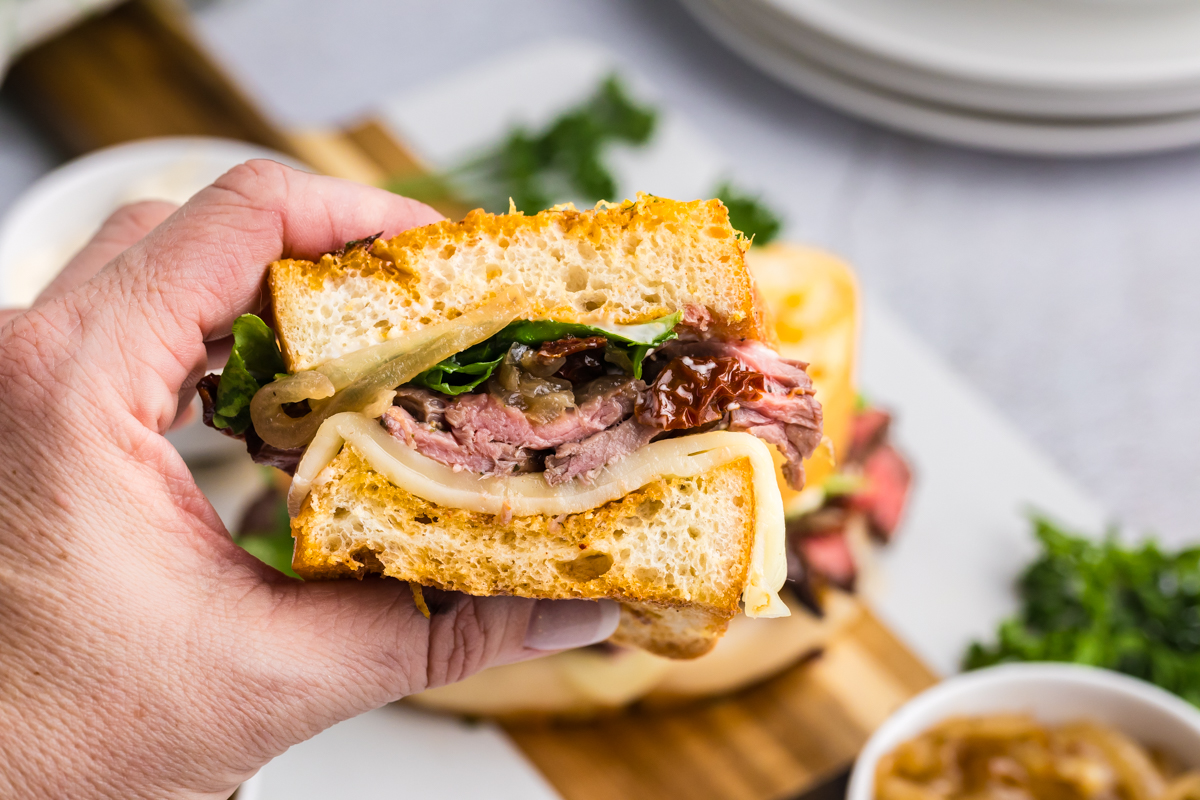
<box><xmin>56</xmin><ymin>160</ymin><xmax>442</xmax><ymax>432</ymax></box>
<box><xmin>0</xmin><ymin>309</ymin><xmax>21</xmax><ymax>327</ymax></box>
<box><xmin>114</xmin><ymin>159</ymin><xmax>443</xmax><ymax>338</ymax></box>
<box><xmin>35</xmin><ymin>200</ymin><xmax>178</xmax><ymax>304</ymax></box>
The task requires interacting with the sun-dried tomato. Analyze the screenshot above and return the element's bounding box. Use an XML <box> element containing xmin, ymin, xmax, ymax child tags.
<box><xmin>635</xmin><ymin>355</ymin><xmax>765</xmax><ymax>430</ymax></box>
<box><xmin>536</xmin><ymin>336</ymin><xmax>609</xmax><ymax>385</ymax></box>
<box><xmin>556</xmin><ymin>351</ymin><xmax>607</xmax><ymax>385</ymax></box>
<box><xmin>537</xmin><ymin>335</ymin><xmax>607</xmax><ymax>359</ymax></box>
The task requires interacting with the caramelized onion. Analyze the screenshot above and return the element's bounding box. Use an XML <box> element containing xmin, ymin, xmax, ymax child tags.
<box><xmin>875</xmin><ymin>715</ymin><xmax>1194</xmax><ymax>800</ymax></box>
<box><xmin>252</xmin><ymin>287</ymin><xmax>527</xmax><ymax>449</ymax></box>
<box><xmin>250</xmin><ymin>371</ymin><xmax>337</xmax><ymax>448</ymax></box>
<box><xmin>488</xmin><ymin>344</ymin><xmax>576</xmax><ymax>424</ymax></box>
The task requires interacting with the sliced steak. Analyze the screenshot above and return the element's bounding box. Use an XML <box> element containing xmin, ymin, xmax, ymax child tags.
<box><xmin>848</xmin><ymin>443</ymin><xmax>911</xmax><ymax>541</ymax></box>
<box><xmin>445</xmin><ymin>376</ymin><xmax>640</xmax><ymax>452</ymax></box>
<box><xmin>381</xmin><ymin>405</ymin><xmax>536</xmax><ymax>475</ymax></box>
<box><xmin>544</xmin><ymin>418</ymin><xmax>659</xmax><ymax>485</ymax></box>
<box><xmin>845</xmin><ymin>407</ymin><xmax>891</xmax><ymax>465</ymax></box>
<box><xmin>797</xmin><ymin>531</ymin><xmax>856</xmax><ymax>592</ymax></box>
<box><xmin>383</xmin><ymin>376</ymin><xmax>643</xmax><ymax>478</ymax></box>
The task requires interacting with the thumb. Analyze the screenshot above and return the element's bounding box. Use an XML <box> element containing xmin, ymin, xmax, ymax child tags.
<box><xmin>58</xmin><ymin>160</ymin><xmax>443</xmax><ymax>434</ymax></box>
<box><xmin>234</xmin><ymin>575</ymin><xmax>618</xmax><ymax>745</ymax></box>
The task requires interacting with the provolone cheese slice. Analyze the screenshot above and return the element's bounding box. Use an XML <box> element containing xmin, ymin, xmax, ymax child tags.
<box><xmin>290</xmin><ymin>412</ymin><xmax>789</xmax><ymax>617</ymax></box>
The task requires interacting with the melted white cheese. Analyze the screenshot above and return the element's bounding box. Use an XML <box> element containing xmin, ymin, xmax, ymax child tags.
<box><xmin>290</xmin><ymin>412</ymin><xmax>789</xmax><ymax>618</ymax></box>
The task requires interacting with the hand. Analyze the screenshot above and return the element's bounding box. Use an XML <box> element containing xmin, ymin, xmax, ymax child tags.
<box><xmin>0</xmin><ymin>161</ymin><xmax>619</xmax><ymax>800</ymax></box>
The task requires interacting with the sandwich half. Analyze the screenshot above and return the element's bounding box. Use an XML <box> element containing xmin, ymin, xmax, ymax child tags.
<box><xmin>201</xmin><ymin>194</ymin><xmax>824</xmax><ymax>658</ymax></box>
<box><xmin>408</xmin><ymin>243</ymin><xmax>915</xmax><ymax>718</ymax></box>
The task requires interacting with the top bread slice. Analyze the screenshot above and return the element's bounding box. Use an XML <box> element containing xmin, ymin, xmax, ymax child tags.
<box><xmin>274</xmin><ymin>196</ymin><xmax>777</xmax><ymax>659</ymax></box>
<box><xmin>271</xmin><ymin>194</ymin><xmax>769</xmax><ymax>372</ymax></box>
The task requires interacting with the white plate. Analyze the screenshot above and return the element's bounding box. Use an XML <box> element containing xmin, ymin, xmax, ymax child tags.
<box><xmin>765</xmin><ymin>0</ymin><xmax>1200</xmax><ymax>93</ymax></box>
<box><xmin>685</xmin><ymin>0</ymin><xmax>1200</xmax><ymax>156</ymax></box>
<box><xmin>244</xmin><ymin>38</ymin><xmax>1110</xmax><ymax>798</ymax></box>
<box><xmin>0</xmin><ymin>136</ymin><xmax>304</xmax><ymax>307</ymax></box>
<box><xmin>734</xmin><ymin>0</ymin><xmax>1200</xmax><ymax>118</ymax></box>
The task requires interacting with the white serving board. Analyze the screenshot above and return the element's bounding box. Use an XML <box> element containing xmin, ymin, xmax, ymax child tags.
<box><xmin>244</xmin><ymin>39</ymin><xmax>1106</xmax><ymax>799</ymax></box>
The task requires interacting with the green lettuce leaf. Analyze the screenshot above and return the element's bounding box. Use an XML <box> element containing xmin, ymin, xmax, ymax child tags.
<box><xmin>410</xmin><ymin>312</ymin><xmax>681</xmax><ymax>394</ymax></box>
<box><xmin>212</xmin><ymin>314</ymin><xmax>286</xmax><ymax>434</ymax></box>
<box><xmin>411</xmin><ymin>352</ymin><xmax>507</xmax><ymax>395</ymax></box>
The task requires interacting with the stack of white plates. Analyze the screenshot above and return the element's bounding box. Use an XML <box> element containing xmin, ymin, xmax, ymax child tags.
<box><xmin>680</xmin><ymin>0</ymin><xmax>1200</xmax><ymax>156</ymax></box>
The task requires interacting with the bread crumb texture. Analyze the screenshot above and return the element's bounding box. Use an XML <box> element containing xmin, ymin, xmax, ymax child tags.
<box><xmin>292</xmin><ymin>445</ymin><xmax>756</xmax><ymax>657</ymax></box>
<box><xmin>271</xmin><ymin>194</ymin><xmax>762</xmax><ymax>372</ymax></box>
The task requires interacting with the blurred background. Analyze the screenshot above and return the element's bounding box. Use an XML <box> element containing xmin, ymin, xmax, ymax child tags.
<box><xmin>5</xmin><ymin>1</ymin><xmax>1200</xmax><ymax>797</ymax></box>
<box><xmin>5</xmin><ymin>0</ymin><xmax>1199</xmax><ymax>546</ymax></box>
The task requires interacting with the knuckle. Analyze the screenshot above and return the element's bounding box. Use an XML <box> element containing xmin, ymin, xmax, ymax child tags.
<box><xmin>213</xmin><ymin>159</ymin><xmax>293</xmax><ymax>206</ymax></box>
<box><xmin>103</xmin><ymin>200</ymin><xmax>177</xmax><ymax>237</ymax></box>
<box><xmin>0</xmin><ymin>306</ymin><xmax>73</xmax><ymax>392</ymax></box>
<box><xmin>424</xmin><ymin>597</ymin><xmax>510</xmax><ymax>688</ymax></box>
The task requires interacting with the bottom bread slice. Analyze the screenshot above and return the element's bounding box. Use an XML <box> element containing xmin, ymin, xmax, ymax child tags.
<box><xmin>292</xmin><ymin>443</ymin><xmax>758</xmax><ymax>658</ymax></box>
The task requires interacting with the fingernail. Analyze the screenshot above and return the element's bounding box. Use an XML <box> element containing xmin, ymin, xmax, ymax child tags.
<box><xmin>524</xmin><ymin>599</ymin><xmax>621</xmax><ymax>651</ymax></box>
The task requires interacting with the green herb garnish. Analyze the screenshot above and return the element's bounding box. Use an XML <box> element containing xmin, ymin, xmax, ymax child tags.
<box><xmin>386</xmin><ymin>75</ymin><xmax>787</xmax><ymax>245</ymax></box>
<box><xmin>410</xmin><ymin>312</ymin><xmax>681</xmax><ymax>394</ymax></box>
<box><xmin>965</xmin><ymin>516</ymin><xmax>1200</xmax><ymax>706</ymax></box>
<box><xmin>211</xmin><ymin>314</ymin><xmax>285</xmax><ymax>434</ymax></box>
<box><xmin>715</xmin><ymin>181</ymin><xmax>783</xmax><ymax>246</ymax></box>
<box><xmin>389</xmin><ymin>75</ymin><xmax>657</xmax><ymax>215</ymax></box>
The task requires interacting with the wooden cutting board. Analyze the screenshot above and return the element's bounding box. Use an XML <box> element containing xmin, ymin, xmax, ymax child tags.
<box><xmin>4</xmin><ymin>4</ymin><xmax>939</xmax><ymax>798</ymax></box>
<box><xmin>504</xmin><ymin>610</ymin><xmax>935</xmax><ymax>800</ymax></box>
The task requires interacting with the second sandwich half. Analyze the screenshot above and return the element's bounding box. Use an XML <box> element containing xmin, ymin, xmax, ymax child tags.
<box><xmin>200</xmin><ymin>194</ymin><xmax>824</xmax><ymax>659</ymax></box>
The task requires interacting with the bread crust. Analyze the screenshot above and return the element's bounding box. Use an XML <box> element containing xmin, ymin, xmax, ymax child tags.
<box><xmin>293</xmin><ymin>445</ymin><xmax>758</xmax><ymax>658</ymax></box>
<box><xmin>270</xmin><ymin>195</ymin><xmax>768</xmax><ymax>372</ymax></box>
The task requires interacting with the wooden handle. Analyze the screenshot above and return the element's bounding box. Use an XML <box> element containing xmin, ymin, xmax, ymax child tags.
<box><xmin>4</xmin><ymin>0</ymin><xmax>297</xmax><ymax>158</ymax></box>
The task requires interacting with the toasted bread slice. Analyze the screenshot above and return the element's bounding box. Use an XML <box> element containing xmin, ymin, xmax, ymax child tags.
<box><xmin>293</xmin><ymin>445</ymin><xmax>757</xmax><ymax>658</ymax></box>
<box><xmin>278</xmin><ymin>196</ymin><xmax>788</xmax><ymax>659</ymax></box>
<box><xmin>271</xmin><ymin>194</ymin><xmax>768</xmax><ymax>372</ymax></box>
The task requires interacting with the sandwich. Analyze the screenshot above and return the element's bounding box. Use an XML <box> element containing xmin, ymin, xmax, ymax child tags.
<box><xmin>405</xmin><ymin>242</ymin><xmax>913</xmax><ymax>717</ymax></box>
<box><xmin>200</xmin><ymin>194</ymin><xmax>824</xmax><ymax>659</ymax></box>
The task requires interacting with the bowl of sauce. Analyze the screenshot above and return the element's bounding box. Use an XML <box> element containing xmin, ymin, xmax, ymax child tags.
<box><xmin>848</xmin><ymin>663</ymin><xmax>1200</xmax><ymax>800</ymax></box>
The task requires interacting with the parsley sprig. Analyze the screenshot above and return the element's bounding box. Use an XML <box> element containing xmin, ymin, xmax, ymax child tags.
<box><xmin>386</xmin><ymin>74</ymin><xmax>783</xmax><ymax>244</ymax></box>
<box><xmin>965</xmin><ymin>516</ymin><xmax>1200</xmax><ymax>706</ymax></box>
<box><xmin>389</xmin><ymin>76</ymin><xmax>655</xmax><ymax>215</ymax></box>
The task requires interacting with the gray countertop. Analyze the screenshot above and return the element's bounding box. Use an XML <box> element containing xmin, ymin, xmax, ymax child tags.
<box><xmin>3</xmin><ymin>0</ymin><xmax>1198</xmax><ymax>545</ymax></box>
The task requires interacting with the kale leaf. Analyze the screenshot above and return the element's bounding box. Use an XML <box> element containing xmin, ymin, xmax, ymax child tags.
<box><xmin>410</xmin><ymin>312</ymin><xmax>681</xmax><ymax>393</ymax></box>
<box><xmin>211</xmin><ymin>314</ymin><xmax>285</xmax><ymax>434</ymax></box>
<box><xmin>965</xmin><ymin>516</ymin><xmax>1200</xmax><ymax>707</ymax></box>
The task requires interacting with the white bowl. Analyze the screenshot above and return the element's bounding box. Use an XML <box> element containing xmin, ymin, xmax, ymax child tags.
<box><xmin>0</xmin><ymin>136</ymin><xmax>306</xmax><ymax>463</ymax></box>
<box><xmin>0</xmin><ymin>136</ymin><xmax>304</xmax><ymax>307</ymax></box>
<box><xmin>848</xmin><ymin>663</ymin><xmax>1200</xmax><ymax>800</ymax></box>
